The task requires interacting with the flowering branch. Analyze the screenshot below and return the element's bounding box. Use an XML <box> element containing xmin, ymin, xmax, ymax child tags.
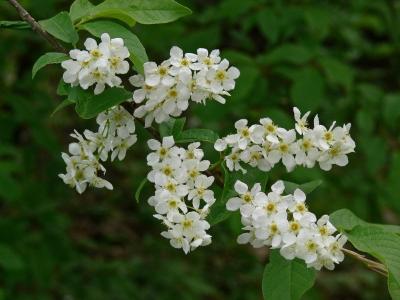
<box><xmin>7</xmin><ymin>0</ymin><xmax>67</xmax><ymax>53</ymax></box>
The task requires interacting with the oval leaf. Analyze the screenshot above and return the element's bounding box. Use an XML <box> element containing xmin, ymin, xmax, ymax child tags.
<box><xmin>40</xmin><ymin>11</ymin><xmax>79</xmax><ymax>45</ymax></box>
<box><xmin>78</xmin><ymin>0</ymin><xmax>192</xmax><ymax>26</ymax></box>
<box><xmin>73</xmin><ymin>87</ymin><xmax>132</xmax><ymax>119</ymax></box>
<box><xmin>262</xmin><ymin>250</ymin><xmax>316</xmax><ymax>300</ymax></box>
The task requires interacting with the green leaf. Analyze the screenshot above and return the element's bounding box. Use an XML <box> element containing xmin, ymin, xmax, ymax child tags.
<box><xmin>208</xmin><ymin>164</ymin><xmax>268</xmax><ymax>225</ymax></box>
<box><xmin>77</xmin><ymin>0</ymin><xmax>192</xmax><ymax>26</ymax></box>
<box><xmin>159</xmin><ymin>117</ymin><xmax>186</xmax><ymax>139</ymax></box>
<box><xmin>0</xmin><ymin>20</ymin><xmax>30</xmax><ymax>30</ymax></box>
<box><xmin>172</xmin><ymin>117</ymin><xmax>186</xmax><ymax>137</ymax></box>
<box><xmin>135</xmin><ymin>178</ymin><xmax>148</xmax><ymax>203</ymax></box>
<box><xmin>69</xmin><ymin>0</ymin><xmax>95</xmax><ymax>23</ymax></box>
<box><xmin>283</xmin><ymin>180</ymin><xmax>322</xmax><ymax>195</ymax></box>
<box><xmin>290</xmin><ymin>68</ymin><xmax>325</xmax><ymax>111</ymax></box>
<box><xmin>78</xmin><ymin>20</ymin><xmax>148</xmax><ymax>74</ymax></box>
<box><xmin>175</xmin><ymin>129</ymin><xmax>219</xmax><ymax>144</ymax></box>
<box><xmin>319</xmin><ymin>57</ymin><xmax>354</xmax><ymax>90</ymax></box>
<box><xmin>258</xmin><ymin>44</ymin><xmax>313</xmax><ymax>65</ymax></box>
<box><xmin>39</xmin><ymin>11</ymin><xmax>79</xmax><ymax>45</ymax></box>
<box><xmin>32</xmin><ymin>52</ymin><xmax>68</xmax><ymax>79</ymax></box>
<box><xmin>0</xmin><ymin>245</ymin><xmax>24</xmax><ymax>271</ymax></box>
<box><xmin>262</xmin><ymin>250</ymin><xmax>316</xmax><ymax>300</ymax></box>
<box><xmin>344</xmin><ymin>226</ymin><xmax>400</xmax><ymax>299</ymax></box>
<box><xmin>72</xmin><ymin>87</ymin><xmax>132</xmax><ymax>119</ymax></box>
<box><xmin>330</xmin><ymin>209</ymin><xmax>400</xmax><ymax>234</ymax></box>
<box><xmin>51</xmin><ymin>99</ymin><xmax>74</xmax><ymax>117</ymax></box>
<box><xmin>257</xmin><ymin>9</ymin><xmax>279</xmax><ymax>44</ymax></box>
<box><xmin>57</xmin><ymin>80</ymin><xmax>70</xmax><ymax>96</ymax></box>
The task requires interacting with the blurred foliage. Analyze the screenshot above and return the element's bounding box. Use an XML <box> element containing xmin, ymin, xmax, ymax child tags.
<box><xmin>1</xmin><ymin>0</ymin><xmax>400</xmax><ymax>299</ymax></box>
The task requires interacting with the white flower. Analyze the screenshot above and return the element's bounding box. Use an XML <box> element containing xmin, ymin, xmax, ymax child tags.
<box><xmin>155</xmin><ymin>191</ymin><xmax>188</xmax><ymax>221</ymax></box>
<box><xmin>143</xmin><ymin>60</ymin><xmax>175</xmax><ymax>87</ymax></box>
<box><xmin>192</xmin><ymin>48</ymin><xmax>221</xmax><ymax>70</ymax></box>
<box><xmin>293</xmin><ymin>107</ymin><xmax>310</xmax><ymax>135</ymax></box>
<box><xmin>188</xmin><ymin>175</ymin><xmax>215</xmax><ymax>209</ymax></box>
<box><xmin>169</xmin><ymin>46</ymin><xmax>198</xmax><ymax>74</ymax></box>
<box><xmin>147</xmin><ymin>136</ymin><xmax>177</xmax><ymax>166</ymax></box>
<box><xmin>61</xmin><ymin>33</ymin><xmax>130</xmax><ymax>95</ymax></box>
<box><xmin>267</xmin><ymin>129</ymin><xmax>298</xmax><ymax>172</ymax></box>
<box><xmin>206</xmin><ymin>59</ymin><xmax>240</xmax><ymax>94</ymax></box>
<box><xmin>146</xmin><ymin>137</ymin><xmax>216</xmax><ymax>254</ymax></box>
<box><xmin>132</xmin><ymin>47</ymin><xmax>240</xmax><ymax>126</ymax></box>
<box><xmin>230</xmin><ymin>180</ymin><xmax>346</xmax><ymax>271</ymax></box>
<box><xmin>226</xmin><ymin>181</ymin><xmax>260</xmax><ymax>212</ymax></box>
<box><xmin>217</xmin><ymin>108</ymin><xmax>355</xmax><ymax>174</ymax></box>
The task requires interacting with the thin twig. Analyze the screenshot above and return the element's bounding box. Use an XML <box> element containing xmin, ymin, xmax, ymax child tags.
<box><xmin>343</xmin><ymin>248</ymin><xmax>388</xmax><ymax>277</ymax></box>
<box><xmin>7</xmin><ymin>0</ymin><xmax>67</xmax><ymax>53</ymax></box>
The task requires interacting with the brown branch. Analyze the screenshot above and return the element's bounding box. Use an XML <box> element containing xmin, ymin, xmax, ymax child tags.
<box><xmin>343</xmin><ymin>248</ymin><xmax>388</xmax><ymax>277</ymax></box>
<box><xmin>7</xmin><ymin>0</ymin><xmax>67</xmax><ymax>53</ymax></box>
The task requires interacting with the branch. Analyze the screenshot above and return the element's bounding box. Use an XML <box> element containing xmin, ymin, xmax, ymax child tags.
<box><xmin>7</xmin><ymin>0</ymin><xmax>67</xmax><ymax>53</ymax></box>
<box><xmin>343</xmin><ymin>248</ymin><xmax>388</xmax><ymax>277</ymax></box>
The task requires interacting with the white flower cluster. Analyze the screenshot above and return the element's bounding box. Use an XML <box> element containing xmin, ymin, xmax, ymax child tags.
<box><xmin>146</xmin><ymin>136</ymin><xmax>216</xmax><ymax>254</ymax></box>
<box><xmin>59</xmin><ymin>105</ymin><xmax>137</xmax><ymax>193</ymax></box>
<box><xmin>227</xmin><ymin>180</ymin><xmax>347</xmax><ymax>270</ymax></box>
<box><xmin>61</xmin><ymin>33</ymin><xmax>130</xmax><ymax>95</ymax></box>
<box><xmin>130</xmin><ymin>46</ymin><xmax>240</xmax><ymax>127</ymax></box>
<box><xmin>214</xmin><ymin>107</ymin><xmax>356</xmax><ymax>173</ymax></box>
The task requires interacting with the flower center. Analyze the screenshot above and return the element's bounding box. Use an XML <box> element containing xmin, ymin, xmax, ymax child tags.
<box><xmin>243</xmin><ymin>193</ymin><xmax>252</xmax><ymax>203</ymax></box>
<box><xmin>279</xmin><ymin>143</ymin><xmax>289</xmax><ymax>153</ymax></box>
<box><xmin>159</xmin><ymin>67</ymin><xmax>167</xmax><ymax>76</ymax></box>
<box><xmin>216</xmin><ymin>70</ymin><xmax>225</xmax><ymax>80</ymax></box>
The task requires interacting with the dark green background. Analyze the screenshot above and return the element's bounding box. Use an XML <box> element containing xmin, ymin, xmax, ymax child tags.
<box><xmin>1</xmin><ymin>0</ymin><xmax>399</xmax><ymax>299</ymax></box>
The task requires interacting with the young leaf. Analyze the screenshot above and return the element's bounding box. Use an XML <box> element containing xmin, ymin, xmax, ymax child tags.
<box><xmin>283</xmin><ymin>180</ymin><xmax>322</xmax><ymax>194</ymax></box>
<box><xmin>330</xmin><ymin>209</ymin><xmax>400</xmax><ymax>234</ymax></box>
<box><xmin>74</xmin><ymin>87</ymin><xmax>132</xmax><ymax>119</ymax></box>
<box><xmin>135</xmin><ymin>178</ymin><xmax>148</xmax><ymax>203</ymax></box>
<box><xmin>78</xmin><ymin>20</ymin><xmax>148</xmax><ymax>74</ymax></box>
<box><xmin>69</xmin><ymin>0</ymin><xmax>95</xmax><ymax>23</ymax></box>
<box><xmin>32</xmin><ymin>52</ymin><xmax>68</xmax><ymax>79</ymax></box>
<box><xmin>77</xmin><ymin>0</ymin><xmax>192</xmax><ymax>26</ymax></box>
<box><xmin>175</xmin><ymin>129</ymin><xmax>219</xmax><ymax>144</ymax></box>
<box><xmin>262</xmin><ymin>250</ymin><xmax>316</xmax><ymax>300</ymax></box>
<box><xmin>39</xmin><ymin>12</ymin><xmax>79</xmax><ymax>45</ymax></box>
